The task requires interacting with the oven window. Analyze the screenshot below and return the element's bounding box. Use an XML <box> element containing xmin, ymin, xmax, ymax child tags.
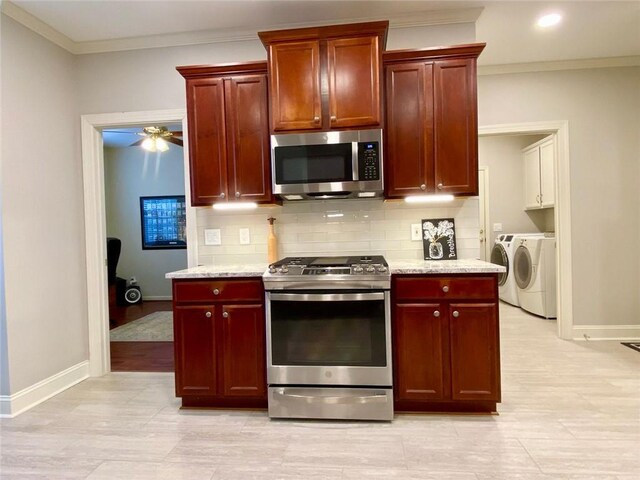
<box><xmin>274</xmin><ymin>144</ymin><xmax>352</xmax><ymax>184</ymax></box>
<box><xmin>270</xmin><ymin>299</ymin><xmax>387</xmax><ymax>367</ymax></box>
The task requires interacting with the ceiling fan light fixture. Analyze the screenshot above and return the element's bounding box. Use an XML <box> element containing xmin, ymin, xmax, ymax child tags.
<box><xmin>155</xmin><ymin>137</ymin><xmax>169</xmax><ymax>152</ymax></box>
<box><xmin>141</xmin><ymin>137</ymin><xmax>156</xmax><ymax>152</ymax></box>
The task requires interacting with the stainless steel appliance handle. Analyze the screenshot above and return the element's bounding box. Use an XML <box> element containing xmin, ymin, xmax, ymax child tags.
<box><xmin>268</xmin><ymin>292</ymin><xmax>385</xmax><ymax>302</ymax></box>
<box><xmin>273</xmin><ymin>389</ymin><xmax>388</xmax><ymax>405</ymax></box>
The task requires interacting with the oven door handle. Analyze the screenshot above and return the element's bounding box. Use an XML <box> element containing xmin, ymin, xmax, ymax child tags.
<box><xmin>272</xmin><ymin>388</ymin><xmax>389</xmax><ymax>405</ymax></box>
<box><xmin>268</xmin><ymin>292</ymin><xmax>385</xmax><ymax>302</ymax></box>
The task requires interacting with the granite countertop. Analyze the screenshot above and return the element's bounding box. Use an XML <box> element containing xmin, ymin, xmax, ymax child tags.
<box><xmin>166</xmin><ymin>259</ymin><xmax>503</xmax><ymax>279</ymax></box>
<box><xmin>165</xmin><ymin>264</ymin><xmax>268</xmax><ymax>279</ymax></box>
<box><xmin>389</xmin><ymin>259</ymin><xmax>505</xmax><ymax>274</ymax></box>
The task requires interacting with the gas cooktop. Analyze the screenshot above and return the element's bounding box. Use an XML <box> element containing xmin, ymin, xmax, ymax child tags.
<box><xmin>263</xmin><ymin>255</ymin><xmax>390</xmax><ymax>290</ymax></box>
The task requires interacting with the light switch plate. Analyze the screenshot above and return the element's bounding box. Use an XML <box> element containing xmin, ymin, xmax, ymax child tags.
<box><xmin>493</xmin><ymin>223</ymin><xmax>503</xmax><ymax>232</ymax></box>
<box><xmin>204</xmin><ymin>228</ymin><xmax>221</xmax><ymax>246</ymax></box>
<box><xmin>411</xmin><ymin>223</ymin><xmax>422</xmax><ymax>241</ymax></box>
<box><xmin>239</xmin><ymin>228</ymin><xmax>250</xmax><ymax>245</ymax></box>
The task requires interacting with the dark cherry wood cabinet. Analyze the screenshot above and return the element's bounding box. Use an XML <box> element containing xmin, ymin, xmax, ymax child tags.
<box><xmin>172</xmin><ymin>278</ymin><xmax>267</xmax><ymax>408</ymax></box>
<box><xmin>177</xmin><ymin>62</ymin><xmax>273</xmax><ymax>206</ymax></box>
<box><xmin>259</xmin><ymin>21</ymin><xmax>388</xmax><ymax>133</ymax></box>
<box><xmin>384</xmin><ymin>44</ymin><xmax>485</xmax><ymax>198</ymax></box>
<box><xmin>392</xmin><ymin>274</ymin><xmax>501</xmax><ymax>413</ymax></box>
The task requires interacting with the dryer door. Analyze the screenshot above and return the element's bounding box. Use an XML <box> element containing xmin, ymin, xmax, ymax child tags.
<box><xmin>514</xmin><ymin>245</ymin><xmax>533</xmax><ymax>289</ymax></box>
<box><xmin>490</xmin><ymin>243</ymin><xmax>509</xmax><ymax>286</ymax></box>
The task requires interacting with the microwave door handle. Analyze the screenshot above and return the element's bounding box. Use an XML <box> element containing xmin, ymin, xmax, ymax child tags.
<box><xmin>352</xmin><ymin>141</ymin><xmax>359</xmax><ymax>181</ymax></box>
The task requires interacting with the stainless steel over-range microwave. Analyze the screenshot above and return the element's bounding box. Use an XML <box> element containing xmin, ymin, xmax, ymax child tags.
<box><xmin>270</xmin><ymin>129</ymin><xmax>383</xmax><ymax>200</ymax></box>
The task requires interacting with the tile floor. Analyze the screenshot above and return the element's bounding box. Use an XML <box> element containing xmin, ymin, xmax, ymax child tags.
<box><xmin>1</xmin><ymin>303</ymin><xmax>639</xmax><ymax>479</ymax></box>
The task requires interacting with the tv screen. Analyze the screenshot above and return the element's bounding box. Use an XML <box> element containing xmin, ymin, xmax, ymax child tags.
<box><xmin>139</xmin><ymin>195</ymin><xmax>187</xmax><ymax>250</ymax></box>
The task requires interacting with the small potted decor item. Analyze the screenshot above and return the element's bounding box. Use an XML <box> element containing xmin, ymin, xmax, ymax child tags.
<box><xmin>422</xmin><ymin>218</ymin><xmax>457</xmax><ymax>260</ymax></box>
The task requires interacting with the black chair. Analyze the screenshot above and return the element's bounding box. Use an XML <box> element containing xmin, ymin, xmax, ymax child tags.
<box><xmin>106</xmin><ymin>237</ymin><xmax>127</xmax><ymax>307</ymax></box>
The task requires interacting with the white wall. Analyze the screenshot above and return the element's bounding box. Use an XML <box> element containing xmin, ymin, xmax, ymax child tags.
<box><xmin>478</xmin><ymin>67</ymin><xmax>640</xmax><ymax>327</ymax></box>
<box><xmin>1</xmin><ymin>16</ymin><xmax>87</xmax><ymax>393</ymax></box>
<box><xmin>196</xmin><ymin>198</ymin><xmax>480</xmax><ymax>265</ymax></box>
<box><xmin>104</xmin><ymin>145</ymin><xmax>187</xmax><ymax>299</ymax></box>
<box><xmin>479</xmin><ymin>134</ymin><xmax>553</xmax><ymax>246</ymax></box>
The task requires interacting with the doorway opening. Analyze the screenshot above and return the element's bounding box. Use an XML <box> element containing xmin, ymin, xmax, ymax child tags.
<box><xmin>478</xmin><ymin>121</ymin><xmax>572</xmax><ymax>340</ymax></box>
<box><xmin>81</xmin><ymin>110</ymin><xmax>197</xmax><ymax>377</ymax></box>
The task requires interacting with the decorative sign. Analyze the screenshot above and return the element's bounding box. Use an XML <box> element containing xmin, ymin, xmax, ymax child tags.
<box><xmin>422</xmin><ymin>218</ymin><xmax>457</xmax><ymax>260</ymax></box>
<box><xmin>140</xmin><ymin>196</ymin><xmax>187</xmax><ymax>250</ymax></box>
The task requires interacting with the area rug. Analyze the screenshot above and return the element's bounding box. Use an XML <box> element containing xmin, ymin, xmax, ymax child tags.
<box><xmin>110</xmin><ymin>311</ymin><xmax>173</xmax><ymax>342</ymax></box>
<box><xmin>621</xmin><ymin>342</ymin><xmax>640</xmax><ymax>353</ymax></box>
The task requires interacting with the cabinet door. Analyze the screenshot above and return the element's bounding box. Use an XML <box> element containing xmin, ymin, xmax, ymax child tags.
<box><xmin>385</xmin><ymin>62</ymin><xmax>433</xmax><ymax>197</ymax></box>
<box><xmin>523</xmin><ymin>147</ymin><xmax>541</xmax><ymax>209</ymax></box>
<box><xmin>449</xmin><ymin>303</ymin><xmax>500</xmax><ymax>401</ymax></box>
<box><xmin>539</xmin><ymin>138</ymin><xmax>555</xmax><ymax>207</ymax></box>
<box><xmin>268</xmin><ymin>41</ymin><xmax>321</xmax><ymax>131</ymax></box>
<box><xmin>394</xmin><ymin>303</ymin><xmax>449</xmax><ymax>401</ymax></box>
<box><xmin>224</xmin><ymin>75</ymin><xmax>273</xmax><ymax>203</ymax></box>
<box><xmin>174</xmin><ymin>306</ymin><xmax>217</xmax><ymax>396</ymax></box>
<box><xmin>220</xmin><ymin>304</ymin><xmax>266</xmax><ymax>398</ymax></box>
<box><xmin>327</xmin><ymin>36</ymin><xmax>381</xmax><ymax>128</ymax></box>
<box><xmin>433</xmin><ymin>59</ymin><xmax>478</xmax><ymax>195</ymax></box>
<box><xmin>185</xmin><ymin>77</ymin><xmax>228</xmax><ymax>205</ymax></box>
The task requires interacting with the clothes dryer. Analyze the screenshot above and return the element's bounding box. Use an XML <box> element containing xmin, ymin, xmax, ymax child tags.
<box><xmin>513</xmin><ymin>235</ymin><xmax>557</xmax><ymax>318</ymax></box>
<box><xmin>491</xmin><ymin>233</ymin><xmax>545</xmax><ymax>306</ymax></box>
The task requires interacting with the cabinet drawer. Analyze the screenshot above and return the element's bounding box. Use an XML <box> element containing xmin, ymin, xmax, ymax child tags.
<box><xmin>394</xmin><ymin>276</ymin><xmax>496</xmax><ymax>301</ymax></box>
<box><xmin>173</xmin><ymin>279</ymin><xmax>263</xmax><ymax>304</ymax></box>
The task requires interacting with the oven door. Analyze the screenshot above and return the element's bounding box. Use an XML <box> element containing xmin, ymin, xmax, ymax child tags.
<box><xmin>266</xmin><ymin>291</ymin><xmax>392</xmax><ymax>387</ymax></box>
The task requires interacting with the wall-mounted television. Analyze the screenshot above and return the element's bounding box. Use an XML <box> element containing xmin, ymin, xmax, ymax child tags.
<box><xmin>139</xmin><ymin>195</ymin><xmax>187</xmax><ymax>250</ymax></box>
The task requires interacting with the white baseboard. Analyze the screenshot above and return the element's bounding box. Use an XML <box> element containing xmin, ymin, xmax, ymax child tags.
<box><xmin>0</xmin><ymin>360</ymin><xmax>89</xmax><ymax>417</ymax></box>
<box><xmin>143</xmin><ymin>296</ymin><xmax>172</xmax><ymax>301</ymax></box>
<box><xmin>573</xmin><ymin>324</ymin><xmax>640</xmax><ymax>341</ymax></box>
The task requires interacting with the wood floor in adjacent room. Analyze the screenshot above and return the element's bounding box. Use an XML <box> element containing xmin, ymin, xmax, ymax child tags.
<box><xmin>1</xmin><ymin>304</ymin><xmax>638</xmax><ymax>479</ymax></box>
<box><xmin>109</xmin><ymin>300</ymin><xmax>174</xmax><ymax>373</ymax></box>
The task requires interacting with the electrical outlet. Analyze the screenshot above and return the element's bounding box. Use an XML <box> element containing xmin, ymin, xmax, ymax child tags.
<box><xmin>411</xmin><ymin>223</ymin><xmax>422</xmax><ymax>241</ymax></box>
<box><xmin>239</xmin><ymin>228</ymin><xmax>251</xmax><ymax>245</ymax></box>
<box><xmin>493</xmin><ymin>223</ymin><xmax>503</xmax><ymax>232</ymax></box>
<box><xmin>204</xmin><ymin>228</ymin><xmax>221</xmax><ymax>246</ymax></box>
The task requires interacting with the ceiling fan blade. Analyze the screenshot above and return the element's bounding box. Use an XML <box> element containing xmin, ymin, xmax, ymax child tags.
<box><xmin>166</xmin><ymin>137</ymin><xmax>184</xmax><ymax>147</ymax></box>
<box><xmin>170</xmin><ymin>131</ymin><xmax>183</xmax><ymax>137</ymax></box>
<box><xmin>130</xmin><ymin>138</ymin><xmax>145</xmax><ymax>147</ymax></box>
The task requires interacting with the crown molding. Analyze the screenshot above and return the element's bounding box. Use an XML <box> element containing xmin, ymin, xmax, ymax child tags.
<box><xmin>2</xmin><ymin>2</ymin><xmax>481</xmax><ymax>55</ymax></box>
<box><xmin>478</xmin><ymin>56</ymin><xmax>640</xmax><ymax>76</ymax></box>
<box><xmin>1</xmin><ymin>0</ymin><xmax>77</xmax><ymax>53</ymax></box>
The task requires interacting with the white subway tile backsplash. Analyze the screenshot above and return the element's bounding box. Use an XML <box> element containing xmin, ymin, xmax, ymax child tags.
<box><xmin>195</xmin><ymin>198</ymin><xmax>480</xmax><ymax>265</ymax></box>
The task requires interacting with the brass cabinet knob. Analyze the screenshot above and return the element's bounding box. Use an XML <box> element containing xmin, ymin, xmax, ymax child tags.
<box><xmin>442</xmin><ymin>285</ymin><xmax>449</xmax><ymax>293</ymax></box>
<box><xmin>213</xmin><ymin>288</ymin><xmax>220</xmax><ymax>295</ymax></box>
<box><xmin>330</xmin><ymin>115</ymin><xmax>337</xmax><ymax>122</ymax></box>
<box><xmin>433</xmin><ymin>310</ymin><xmax>440</xmax><ymax>318</ymax></box>
<box><xmin>313</xmin><ymin>116</ymin><xmax>320</xmax><ymax>123</ymax></box>
<box><xmin>235</xmin><ymin>192</ymin><xmax>240</xmax><ymax>198</ymax></box>
<box><xmin>205</xmin><ymin>311</ymin><xmax>212</xmax><ymax>318</ymax></box>
<box><xmin>420</xmin><ymin>184</ymin><xmax>426</xmax><ymax>191</ymax></box>
<box><xmin>437</xmin><ymin>183</ymin><xmax>444</xmax><ymax>190</ymax></box>
<box><xmin>452</xmin><ymin>310</ymin><xmax>460</xmax><ymax>318</ymax></box>
<box><xmin>220</xmin><ymin>192</ymin><xmax>226</xmax><ymax>199</ymax></box>
<box><xmin>222</xmin><ymin>311</ymin><xmax>229</xmax><ymax>318</ymax></box>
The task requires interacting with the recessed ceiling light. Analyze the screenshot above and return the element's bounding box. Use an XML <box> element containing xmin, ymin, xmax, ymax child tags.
<box><xmin>537</xmin><ymin>13</ymin><xmax>562</xmax><ymax>28</ymax></box>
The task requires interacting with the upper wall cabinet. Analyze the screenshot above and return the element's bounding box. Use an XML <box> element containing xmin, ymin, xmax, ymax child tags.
<box><xmin>384</xmin><ymin>44</ymin><xmax>485</xmax><ymax>198</ymax></box>
<box><xmin>522</xmin><ymin>134</ymin><xmax>556</xmax><ymax>210</ymax></box>
<box><xmin>258</xmin><ymin>21</ymin><xmax>388</xmax><ymax>133</ymax></box>
<box><xmin>177</xmin><ymin>62</ymin><xmax>274</xmax><ymax>206</ymax></box>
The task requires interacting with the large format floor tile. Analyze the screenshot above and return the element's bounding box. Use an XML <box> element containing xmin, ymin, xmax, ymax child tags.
<box><xmin>1</xmin><ymin>303</ymin><xmax>638</xmax><ymax>479</ymax></box>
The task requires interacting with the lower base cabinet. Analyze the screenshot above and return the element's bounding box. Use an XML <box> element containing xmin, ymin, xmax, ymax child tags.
<box><xmin>392</xmin><ymin>275</ymin><xmax>501</xmax><ymax>413</ymax></box>
<box><xmin>173</xmin><ymin>278</ymin><xmax>267</xmax><ymax>408</ymax></box>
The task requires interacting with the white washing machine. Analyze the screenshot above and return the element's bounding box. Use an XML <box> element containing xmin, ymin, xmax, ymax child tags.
<box><xmin>491</xmin><ymin>233</ymin><xmax>545</xmax><ymax>306</ymax></box>
<box><xmin>513</xmin><ymin>235</ymin><xmax>557</xmax><ymax>318</ymax></box>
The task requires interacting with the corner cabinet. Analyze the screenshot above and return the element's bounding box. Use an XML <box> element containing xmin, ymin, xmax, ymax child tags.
<box><xmin>384</xmin><ymin>44</ymin><xmax>485</xmax><ymax>198</ymax></box>
<box><xmin>392</xmin><ymin>274</ymin><xmax>501</xmax><ymax>413</ymax></box>
<box><xmin>258</xmin><ymin>21</ymin><xmax>388</xmax><ymax>133</ymax></box>
<box><xmin>523</xmin><ymin>134</ymin><xmax>556</xmax><ymax>209</ymax></box>
<box><xmin>176</xmin><ymin>63</ymin><xmax>274</xmax><ymax>206</ymax></box>
<box><xmin>172</xmin><ymin>278</ymin><xmax>267</xmax><ymax>409</ymax></box>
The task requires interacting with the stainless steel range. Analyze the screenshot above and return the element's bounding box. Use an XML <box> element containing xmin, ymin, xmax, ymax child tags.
<box><xmin>263</xmin><ymin>256</ymin><xmax>392</xmax><ymax>421</ymax></box>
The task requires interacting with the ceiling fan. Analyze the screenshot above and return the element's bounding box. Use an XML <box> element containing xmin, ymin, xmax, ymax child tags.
<box><xmin>131</xmin><ymin>126</ymin><xmax>183</xmax><ymax>152</ymax></box>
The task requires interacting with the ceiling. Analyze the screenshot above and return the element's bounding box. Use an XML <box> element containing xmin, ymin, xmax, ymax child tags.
<box><xmin>6</xmin><ymin>1</ymin><xmax>640</xmax><ymax>66</ymax></box>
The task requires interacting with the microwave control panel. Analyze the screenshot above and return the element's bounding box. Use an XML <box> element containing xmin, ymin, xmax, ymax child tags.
<box><xmin>357</xmin><ymin>142</ymin><xmax>380</xmax><ymax>181</ymax></box>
